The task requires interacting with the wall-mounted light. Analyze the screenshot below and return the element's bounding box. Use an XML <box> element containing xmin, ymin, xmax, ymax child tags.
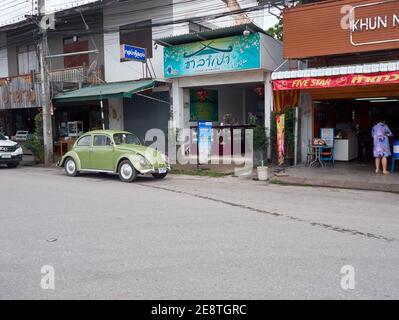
<box><xmin>370</xmin><ymin>99</ymin><xmax>398</xmax><ymax>103</ymax></box>
<box><xmin>355</xmin><ymin>97</ymin><xmax>387</xmax><ymax>101</ymax></box>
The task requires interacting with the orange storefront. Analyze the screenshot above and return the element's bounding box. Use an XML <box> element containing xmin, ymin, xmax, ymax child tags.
<box><xmin>273</xmin><ymin>0</ymin><xmax>399</xmax><ymax>164</ymax></box>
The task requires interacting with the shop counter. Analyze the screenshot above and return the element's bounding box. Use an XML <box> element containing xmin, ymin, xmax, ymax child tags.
<box><xmin>334</xmin><ymin>136</ymin><xmax>358</xmax><ymax>161</ymax></box>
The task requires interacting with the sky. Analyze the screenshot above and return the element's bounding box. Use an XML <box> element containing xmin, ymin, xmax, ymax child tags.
<box><xmin>0</xmin><ymin>0</ymin><xmax>278</xmax><ymax>28</ymax></box>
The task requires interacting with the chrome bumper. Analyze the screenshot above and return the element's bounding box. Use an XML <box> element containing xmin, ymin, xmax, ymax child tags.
<box><xmin>139</xmin><ymin>166</ymin><xmax>170</xmax><ymax>174</ymax></box>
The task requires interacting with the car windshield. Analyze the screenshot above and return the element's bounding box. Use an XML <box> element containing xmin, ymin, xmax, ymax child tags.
<box><xmin>113</xmin><ymin>133</ymin><xmax>141</xmax><ymax>145</ymax></box>
<box><xmin>0</xmin><ymin>133</ymin><xmax>6</xmax><ymax>140</ymax></box>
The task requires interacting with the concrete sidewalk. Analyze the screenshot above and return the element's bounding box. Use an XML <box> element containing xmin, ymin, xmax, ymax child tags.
<box><xmin>270</xmin><ymin>162</ymin><xmax>399</xmax><ymax>193</ymax></box>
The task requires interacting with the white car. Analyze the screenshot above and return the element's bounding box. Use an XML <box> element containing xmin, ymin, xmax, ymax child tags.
<box><xmin>0</xmin><ymin>133</ymin><xmax>23</xmax><ymax>168</ymax></box>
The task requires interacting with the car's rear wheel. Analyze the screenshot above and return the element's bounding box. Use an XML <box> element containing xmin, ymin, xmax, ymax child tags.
<box><xmin>6</xmin><ymin>163</ymin><xmax>19</xmax><ymax>168</ymax></box>
<box><xmin>118</xmin><ymin>160</ymin><xmax>137</xmax><ymax>183</ymax></box>
<box><xmin>152</xmin><ymin>172</ymin><xmax>168</xmax><ymax>180</ymax></box>
<box><xmin>64</xmin><ymin>158</ymin><xmax>78</xmax><ymax>177</ymax></box>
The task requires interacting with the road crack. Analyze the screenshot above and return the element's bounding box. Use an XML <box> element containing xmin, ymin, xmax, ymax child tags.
<box><xmin>137</xmin><ymin>183</ymin><xmax>399</xmax><ymax>243</ymax></box>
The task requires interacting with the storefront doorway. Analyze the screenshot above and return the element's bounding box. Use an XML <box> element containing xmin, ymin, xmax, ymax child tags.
<box><xmin>313</xmin><ymin>97</ymin><xmax>399</xmax><ymax>164</ymax></box>
<box><xmin>184</xmin><ymin>82</ymin><xmax>265</xmax><ymax>165</ymax></box>
<box><xmin>308</xmin><ymin>81</ymin><xmax>399</xmax><ymax>169</ymax></box>
<box><xmin>0</xmin><ymin>108</ymin><xmax>39</xmax><ymax>138</ymax></box>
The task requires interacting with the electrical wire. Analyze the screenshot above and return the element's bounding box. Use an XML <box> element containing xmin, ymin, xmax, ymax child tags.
<box><xmin>0</xmin><ymin>0</ymin><xmax>282</xmax><ymax>61</ymax></box>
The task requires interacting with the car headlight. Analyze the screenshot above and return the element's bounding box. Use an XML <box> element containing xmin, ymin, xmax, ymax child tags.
<box><xmin>163</xmin><ymin>154</ymin><xmax>169</xmax><ymax>164</ymax></box>
<box><xmin>139</xmin><ymin>155</ymin><xmax>150</xmax><ymax>167</ymax></box>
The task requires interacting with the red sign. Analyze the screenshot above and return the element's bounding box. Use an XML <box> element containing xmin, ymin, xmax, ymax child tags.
<box><xmin>273</xmin><ymin>71</ymin><xmax>399</xmax><ymax>91</ymax></box>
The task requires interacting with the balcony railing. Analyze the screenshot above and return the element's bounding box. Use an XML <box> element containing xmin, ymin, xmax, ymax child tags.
<box><xmin>36</xmin><ymin>65</ymin><xmax>104</xmax><ymax>85</ymax></box>
<box><xmin>0</xmin><ymin>65</ymin><xmax>104</xmax><ymax>110</ymax></box>
<box><xmin>52</xmin><ymin>65</ymin><xmax>104</xmax><ymax>84</ymax></box>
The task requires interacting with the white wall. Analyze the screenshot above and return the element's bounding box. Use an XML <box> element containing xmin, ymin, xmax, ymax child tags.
<box><xmin>172</xmin><ymin>0</ymin><xmax>276</xmax><ymax>30</ymax></box>
<box><xmin>176</xmin><ymin>69</ymin><xmax>266</xmax><ymax>88</ymax></box>
<box><xmin>108</xmin><ymin>98</ymin><xmax>124</xmax><ymax>130</ymax></box>
<box><xmin>0</xmin><ymin>33</ymin><xmax>8</xmax><ymax>77</ymax></box>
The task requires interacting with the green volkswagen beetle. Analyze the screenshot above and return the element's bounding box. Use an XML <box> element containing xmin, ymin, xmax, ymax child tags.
<box><xmin>58</xmin><ymin>130</ymin><xmax>170</xmax><ymax>182</ymax></box>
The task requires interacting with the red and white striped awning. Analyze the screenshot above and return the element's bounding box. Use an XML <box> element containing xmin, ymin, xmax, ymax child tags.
<box><xmin>272</xmin><ymin>60</ymin><xmax>399</xmax><ymax>81</ymax></box>
<box><xmin>272</xmin><ymin>61</ymin><xmax>399</xmax><ymax>91</ymax></box>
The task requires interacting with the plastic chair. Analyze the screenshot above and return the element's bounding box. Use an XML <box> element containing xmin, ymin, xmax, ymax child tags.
<box><xmin>320</xmin><ymin>128</ymin><xmax>335</xmax><ymax>167</ymax></box>
<box><xmin>391</xmin><ymin>141</ymin><xmax>399</xmax><ymax>173</ymax></box>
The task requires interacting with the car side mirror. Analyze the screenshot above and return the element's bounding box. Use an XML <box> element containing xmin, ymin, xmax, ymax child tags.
<box><xmin>5</xmin><ymin>136</ymin><xmax>9</xmax><ymax>140</ymax></box>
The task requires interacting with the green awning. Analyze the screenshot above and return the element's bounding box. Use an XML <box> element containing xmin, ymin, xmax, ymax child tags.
<box><xmin>53</xmin><ymin>80</ymin><xmax>155</xmax><ymax>103</ymax></box>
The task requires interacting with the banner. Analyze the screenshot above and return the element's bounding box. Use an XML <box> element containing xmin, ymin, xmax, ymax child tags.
<box><xmin>273</xmin><ymin>71</ymin><xmax>399</xmax><ymax>91</ymax></box>
<box><xmin>198</xmin><ymin>121</ymin><xmax>213</xmax><ymax>164</ymax></box>
<box><xmin>190</xmin><ymin>89</ymin><xmax>218</xmax><ymax>121</ymax></box>
<box><xmin>164</xmin><ymin>33</ymin><xmax>261</xmax><ymax>78</ymax></box>
<box><xmin>276</xmin><ymin>114</ymin><xmax>285</xmax><ymax>166</ymax></box>
<box><xmin>273</xmin><ymin>90</ymin><xmax>300</xmax><ymax>114</ymax></box>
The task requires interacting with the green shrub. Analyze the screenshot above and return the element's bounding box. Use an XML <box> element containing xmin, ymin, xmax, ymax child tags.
<box><xmin>284</xmin><ymin>108</ymin><xmax>295</xmax><ymax>159</ymax></box>
<box><xmin>25</xmin><ymin>113</ymin><xmax>44</xmax><ymax>163</ymax></box>
<box><xmin>248</xmin><ymin>113</ymin><xmax>269</xmax><ymax>162</ymax></box>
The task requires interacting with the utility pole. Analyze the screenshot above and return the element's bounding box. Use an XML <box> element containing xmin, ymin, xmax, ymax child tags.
<box><xmin>38</xmin><ymin>0</ymin><xmax>54</xmax><ymax>166</ymax></box>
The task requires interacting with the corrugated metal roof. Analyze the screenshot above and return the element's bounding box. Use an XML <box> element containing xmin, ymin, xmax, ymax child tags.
<box><xmin>155</xmin><ymin>23</ymin><xmax>267</xmax><ymax>46</ymax></box>
<box><xmin>272</xmin><ymin>60</ymin><xmax>399</xmax><ymax>80</ymax></box>
<box><xmin>53</xmin><ymin>80</ymin><xmax>155</xmax><ymax>102</ymax></box>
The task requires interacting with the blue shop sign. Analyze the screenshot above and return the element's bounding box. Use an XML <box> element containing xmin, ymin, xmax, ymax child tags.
<box><xmin>120</xmin><ymin>44</ymin><xmax>147</xmax><ymax>62</ymax></box>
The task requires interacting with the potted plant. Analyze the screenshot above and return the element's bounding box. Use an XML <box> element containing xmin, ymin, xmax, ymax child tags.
<box><xmin>248</xmin><ymin>113</ymin><xmax>269</xmax><ymax>180</ymax></box>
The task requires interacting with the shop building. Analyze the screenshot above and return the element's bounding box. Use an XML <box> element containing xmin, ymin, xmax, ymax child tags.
<box><xmin>156</xmin><ymin>23</ymin><xmax>283</xmax><ymax>163</ymax></box>
<box><xmin>272</xmin><ymin>0</ymin><xmax>399</xmax><ymax>167</ymax></box>
<box><xmin>0</xmin><ymin>3</ymin><xmax>105</xmax><ymax>152</ymax></box>
<box><xmin>101</xmin><ymin>0</ymin><xmax>273</xmax><ymax>143</ymax></box>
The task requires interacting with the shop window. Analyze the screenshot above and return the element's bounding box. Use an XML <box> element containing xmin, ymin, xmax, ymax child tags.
<box><xmin>119</xmin><ymin>20</ymin><xmax>153</xmax><ymax>59</ymax></box>
<box><xmin>63</xmin><ymin>35</ymin><xmax>89</xmax><ymax>68</ymax></box>
<box><xmin>93</xmin><ymin>135</ymin><xmax>112</xmax><ymax>146</ymax></box>
<box><xmin>77</xmin><ymin>135</ymin><xmax>92</xmax><ymax>147</ymax></box>
<box><xmin>17</xmin><ymin>45</ymin><xmax>38</xmax><ymax>75</ymax></box>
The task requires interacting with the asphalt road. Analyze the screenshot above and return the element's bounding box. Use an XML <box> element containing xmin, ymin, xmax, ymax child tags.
<box><xmin>0</xmin><ymin>166</ymin><xmax>398</xmax><ymax>299</ymax></box>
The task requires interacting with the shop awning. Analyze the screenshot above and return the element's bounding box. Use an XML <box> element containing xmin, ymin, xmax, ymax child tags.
<box><xmin>272</xmin><ymin>60</ymin><xmax>399</xmax><ymax>91</ymax></box>
<box><xmin>155</xmin><ymin>23</ymin><xmax>266</xmax><ymax>46</ymax></box>
<box><xmin>53</xmin><ymin>80</ymin><xmax>155</xmax><ymax>103</ymax></box>
<box><xmin>272</xmin><ymin>61</ymin><xmax>399</xmax><ymax>81</ymax></box>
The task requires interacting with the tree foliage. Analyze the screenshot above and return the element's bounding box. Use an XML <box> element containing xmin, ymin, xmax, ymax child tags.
<box><xmin>267</xmin><ymin>13</ymin><xmax>283</xmax><ymax>41</ymax></box>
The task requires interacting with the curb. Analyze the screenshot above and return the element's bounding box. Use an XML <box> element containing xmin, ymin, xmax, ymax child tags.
<box><xmin>270</xmin><ymin>177</ymin><xmax>399</xmax><ymax>194</ymax></box>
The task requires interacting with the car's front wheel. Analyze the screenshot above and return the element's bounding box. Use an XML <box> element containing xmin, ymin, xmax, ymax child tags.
<box><xmin>7</xmin><ymin>163</ymin><xmax>19</xmax><ymax>168</ymax></box>
<box><xmin>118</xmin><ymin>160</ymin><xmax>137</xmax><ymax>183</ymax></box>
<box><xmin>64</xmin><ymin>157</ymin><xmax>78</xmax><ymax>177</ymax></box>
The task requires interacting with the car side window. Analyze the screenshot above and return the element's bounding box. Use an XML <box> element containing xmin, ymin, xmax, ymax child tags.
<box><xmin>77</xmin><ymin>135</ymin><xmax>92</xmax><ymax>147</ymax></box>
<box><xmin>93</xmin><ymin>135</ymin><xmax>112</xmax><ymax>147</ymax></box>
